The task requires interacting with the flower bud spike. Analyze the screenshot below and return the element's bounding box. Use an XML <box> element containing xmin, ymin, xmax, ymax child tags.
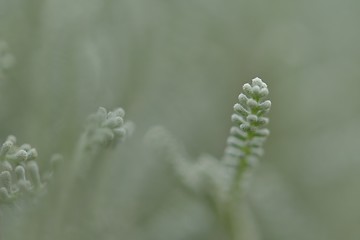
<box><xmin>223</xmin><ymin>77</ymin><xmax>271</xmax><ymax>186</ymax></box>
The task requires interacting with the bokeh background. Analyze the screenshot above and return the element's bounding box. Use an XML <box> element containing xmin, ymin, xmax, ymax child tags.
<box><xmin>1</xmin><ymin>0</ymin><xmax>360</xmax><ymax>239</ymax></box>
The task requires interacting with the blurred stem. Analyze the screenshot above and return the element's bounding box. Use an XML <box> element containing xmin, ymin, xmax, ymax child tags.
<box><xmin>216</xmin><ymin>156</ymin><xmax>259</xmax><ymax>240</ymax></box>
<box><xmin>51</xmin><ymin>133</ymin><xmax>109</xmax><ymax>238</ymax></box>
<box><xmin>218</xmin><ymin>192</ymin><xmax>259</xmax><ymax>240</ymax></box>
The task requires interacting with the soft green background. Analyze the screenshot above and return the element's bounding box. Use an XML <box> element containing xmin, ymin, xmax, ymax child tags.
<box><xmin>1</xmin><ymin>0</ymin><xmax>360</xmax><ymax>239</ymax></box>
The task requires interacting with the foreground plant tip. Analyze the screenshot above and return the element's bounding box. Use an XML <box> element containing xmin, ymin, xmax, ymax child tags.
<box><xmin>224</xmin><ymin>77</ymin><xmax>271</xmax><ymax>169</ymax></box>
<box><xmin>144</xmin><ymin>78</ymin><xmax>271</xmax><ymax>239</ymax></box>
<box><xmin>0</xmin><ymin>66</ymin><xmax>269</xmax><ymax>240</ymax></box>
<box><xmin>146</xmin><ymin>77</ymin><xmax>271</xmax><ymax>200</ymax></box>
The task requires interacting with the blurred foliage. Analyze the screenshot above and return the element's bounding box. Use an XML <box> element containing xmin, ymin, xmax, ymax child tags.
<box><xmin>1</xmin><ymin>0</ymin><xmax>360</xmax><ymax>239</ymax></box>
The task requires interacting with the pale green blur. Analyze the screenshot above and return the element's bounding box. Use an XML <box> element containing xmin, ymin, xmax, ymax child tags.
<box><xmin>0</xmin><ymin>0</ymin><xmax>360</xmax><ymax>239</ymax></box>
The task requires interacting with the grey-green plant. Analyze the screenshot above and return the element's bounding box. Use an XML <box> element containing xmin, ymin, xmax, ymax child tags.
<box><xmin>145</xmin><ymin>77</ymin><xmax>271</xmax><ymax>239</ymax></box>
<box><xmin>0</xmin><ymin>135</ymin><xmax>53</xmax><ymax>204</ymax></box>
<box><xmin>48</xmin><ymin>106</ymin><xmax>135</xmax><ymax>238</ymax></box>
<box><xmin>0</xmin><ymin>41</ymin><xmax>271</xmax><ymax>240</ymax></box>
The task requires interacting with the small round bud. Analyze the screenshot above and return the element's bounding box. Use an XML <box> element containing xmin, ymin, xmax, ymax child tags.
<box><xmin>254</xmin><ymin>129</ymin><xmax>270</xmax><ymax>137</ymax></box>
<box><xmin>27</xmin><ymin>148</ymin><xmax>38</xmax><ymax>160</ymax></box>
<box><xmin>227</xmin><ymin>136</ymin><xmax>245</xmax><ymax>148</ymax></box>
<box><xmin>6</xmin><ymin>149</ymin><xmax>27</xmax><ymax>162</ymax></box>
<box><xmin>238</xmin><ymin>93</ymin><xmax>248</xmax><ymax>104</ymax></box>
<box><xmin>243</xmin><ymin>83</ymin><xmax>252</xmax><ymax>95</ymax></box>
<box><xmin>252</xmin><ymin>77</ymin><xmax>267</xmax><ymax>88</ymax></box>
<box><xmin>112</xmin><ymin>108</ymin><xmax>125</xmax><ymax>118</ymax></box>
<box><xmin>240</xmin><ymin>123</ymin><xmax>251</xmax><ymax>132</ymax></box>
<box><xmin>231</xmin><ymin>114</ymin><xmax>245</xmax><ymax>125</ymax></box>
<box><xmin>246</xmin><ymin>114</ymin><xmax>258</xmax><ymax>123</ymax></box>
<box><xmin>259</xmin><ymin>100</ymin><xmax>271</xmax><ymax>110</ymax></box>
<box><xmin>247</xmin><ymin>99</ymin><xmax>258</xmax><ymax>109</ymax></box>
<box><xmin>102</xmin><ymin>117</ymin><xmax>124</xmax><ymax>128</ymax></box>
<box><xmin>0</xmin><ymin>140</ymin><xmax>13</xmax><ymax>156</ymax></box>
<box><xmin>252</xmin><ymin>85</ymin><xmax>261</xmax><ymax>96</ymax></box>
<box><xmin>108</xmin><ymin>108</ymin><xmax>125</xmax><ymax>119</ymax></box>
<box><xmin>233</xmin><ymin>103</ymin><xmax>248</xmax><ymax>117</ymax></box>
<box><xmin>259</xmin><ymin>88</ymin><xmax>269</xmax><ymax>97</ymax></box>
<box><xmin>257</xmin><ymin>117</ymin><xmax>269</xmax><ymax>126</ymax></box>
<box><xmin>230</xmin><ymin>127</ymin><xmax>247</xmax><ymax>139</ymax></box>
